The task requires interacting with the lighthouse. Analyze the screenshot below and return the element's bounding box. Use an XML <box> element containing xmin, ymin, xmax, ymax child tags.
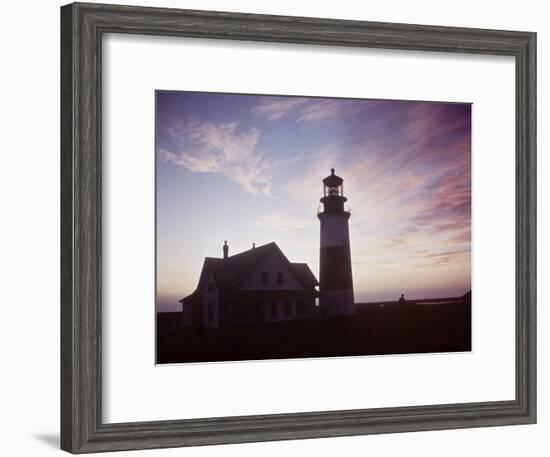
<box><xmin>318</xmin><ymin>168</ymin><xmax>355</xmax><ymax>316</ymax></box>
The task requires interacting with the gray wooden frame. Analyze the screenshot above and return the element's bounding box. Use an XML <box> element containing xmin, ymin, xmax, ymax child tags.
<box><xmin>60</xmin><ymin>2</ymin><xmax>536</xmax><ymax>453</ymax></box>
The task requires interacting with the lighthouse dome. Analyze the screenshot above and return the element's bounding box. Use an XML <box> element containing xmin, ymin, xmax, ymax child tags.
<box><xmin>322</xmin><ymin>168</ymin><xmax>343</xmax><ymax>187</ymax></box>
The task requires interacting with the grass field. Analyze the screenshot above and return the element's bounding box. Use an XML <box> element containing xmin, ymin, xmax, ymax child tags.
<box><xmin>156</xmin><ymin>296</ymin><xmax>471</xmax><ymax>364</ymax></box>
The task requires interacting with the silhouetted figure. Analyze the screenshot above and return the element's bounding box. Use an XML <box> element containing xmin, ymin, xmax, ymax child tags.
<box><xmin>398</xmin><ymin>293</ymin><xmax>406</xmax><ymax>304</ymax></box>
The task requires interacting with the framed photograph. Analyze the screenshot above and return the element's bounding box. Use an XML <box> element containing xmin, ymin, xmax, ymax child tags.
<box><xmin>61</xmin><ymin>2</ymin><xmax>536</xmax><ymax>453</ymax></box>
<box><xmin>155</xmin><ymin>91</ymin><xmax>473</xmax><ymax>364</ymax></box>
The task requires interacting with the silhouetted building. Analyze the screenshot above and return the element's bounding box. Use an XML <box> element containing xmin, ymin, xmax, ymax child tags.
<box><xmin>179</xmin><ymin>242</ymin><xmax>319</xmax><ymax>328</ymax></box>
<box><xmin>318</xmin><ymin>169</ymin><xmax>355</xmax><ymax>316</ymax></box>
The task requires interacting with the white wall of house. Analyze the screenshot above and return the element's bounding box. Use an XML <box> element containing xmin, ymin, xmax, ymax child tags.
<box><xmin>264</xmin><ymin>299</ymin><xmax>298</xmax><ymax>322</ymax></box>
<box><xmin>238</xmin><ymin>251</ymin><xmax>302</xmax><ymax>290</ymax></box>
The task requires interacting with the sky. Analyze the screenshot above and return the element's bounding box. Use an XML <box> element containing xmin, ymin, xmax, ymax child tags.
<box><xmin>156</xmin><ymin>91</ymin><xmax>471</xmax><ymax>312</ymax></box>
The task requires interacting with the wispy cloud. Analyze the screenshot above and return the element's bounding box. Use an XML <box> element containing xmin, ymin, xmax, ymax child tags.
<box><xmin>295</xmin><ymin>99</ymin><xmax>361</xmax><ymax>124</ymax></box>
<box><xmin>255</xmin><ymin>213</ymin><xmax>316</xmax><ymax>232</ymax></box>
<box><xmin>251</xmin><ymin>97</ymin><xmax>365</xmax><ymax>125</ymax></box>
<box><xmin>250</xmin><ymin>97</ymin><xmax>308</xmax><ymax>121</ymax></box>
<box><xmin>158</xmin><ymin>121</ymin><xmax>272</xmax><ymax>195</ymax></box>
<box><xmin>283</xmin><ymin>143</ymin><xmax>342</xmax><ymax>204</ymax></box>
<box><xmin>156</xmin><ymin>91</ymin><xmax>471</xmax><ymax>305</ymax></box>
<box><xmin>283</xmin><ymin>101</ymin><xmax>471</xmax><ymax>279</ymax></box>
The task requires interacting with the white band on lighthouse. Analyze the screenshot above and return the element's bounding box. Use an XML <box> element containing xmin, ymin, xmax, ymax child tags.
<box><xmin>319</xmin><ymin>212</ymin><xmax>351</xmax><ymax>248</ymax></box>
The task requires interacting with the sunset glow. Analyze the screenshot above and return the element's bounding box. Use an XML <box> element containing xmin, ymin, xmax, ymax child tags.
<box><xmin>156</xmin><ymin>92</ymin><xmax>471</xmax><ymax>312</ymax></box>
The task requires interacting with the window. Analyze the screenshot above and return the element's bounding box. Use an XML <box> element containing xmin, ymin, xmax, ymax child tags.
<box><xmin>277</xmin><ymin>272</ymin><xmax>284</xmax><ymax>285</ymax></box>
<box><xmin>207</xmin><ymin>301</ymin><xmax>214</xmax><ymax>321</ymax></box>
<box><xmin>284</xmin><ymin>301</ymin><xmax>292</xmax><ymax>317</ymax></box>
<box><xmin>261</xmin><ymin>271</ymin><xmax>268</xmax><ymax>285</ymax></box>
<box><xmin>297</xmin><ymin>301</ymin><xmax>306</xmax><ymax>314</ymax></box>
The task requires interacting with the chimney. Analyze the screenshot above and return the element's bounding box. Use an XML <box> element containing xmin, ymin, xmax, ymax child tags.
<box><xmin>252</xmin><ymin>242</ymin><xmax>256</xmax><ymax>249</ymax></box>
<box><xmin>223</xmin><ymin>240</ymin><xmax>228</xmax><ymax>259</ymax></box>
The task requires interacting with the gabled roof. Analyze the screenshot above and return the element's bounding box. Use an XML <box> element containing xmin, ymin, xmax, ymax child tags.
<box><xmin>178</xmin><ymin>289</ymin><xmax>200</xmax><ymax>305</ymax></box>
<box><xmin>289</xmin><ymin>263</ymin><xmax>318</xmax><ymax>288</ymax></box>
<box><xmin>179</xmin><ymin>242</ymin><xmax>318</xmax><ymax>302</ymax></box>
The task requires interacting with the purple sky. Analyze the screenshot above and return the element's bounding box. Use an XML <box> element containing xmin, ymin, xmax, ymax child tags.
<box><xmin>156</xmin><ymin>91</ymin><xmax>471</xmax><ymax>312</ymax></box>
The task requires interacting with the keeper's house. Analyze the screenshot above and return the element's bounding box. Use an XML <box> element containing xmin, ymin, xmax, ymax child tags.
<box><xmin>179</xmin><ymin>242</ymin><xmax>319</xmax><ymax>328</ymax></box>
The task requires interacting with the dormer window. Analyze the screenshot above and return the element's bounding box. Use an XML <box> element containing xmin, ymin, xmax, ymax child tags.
<box><xmin>277</xmin><ymin>273</ymin><xmax>284</xmax><ymax>285</ymax></box>
<box><xmin>207</xmin><ymin>273</ymin><xmax>215</xmax><ymax>292</ymax></box>
<box><xmin>261</xmin><ymin>272</ymin><xmax>268</xmax><ymax>285</ymax></box>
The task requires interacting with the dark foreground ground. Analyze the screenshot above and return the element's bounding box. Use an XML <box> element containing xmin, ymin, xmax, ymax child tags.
<box><xmin>156</xmin><ymin>297</ymin><xmax>471</xmax><ymax>364</ymax></box>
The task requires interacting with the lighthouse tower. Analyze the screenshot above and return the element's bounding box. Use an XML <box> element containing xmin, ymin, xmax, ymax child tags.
<box><xmin>318</xmin><ymin>168</ymin><xmax>355</xmax><ymax>316</ymax></box>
